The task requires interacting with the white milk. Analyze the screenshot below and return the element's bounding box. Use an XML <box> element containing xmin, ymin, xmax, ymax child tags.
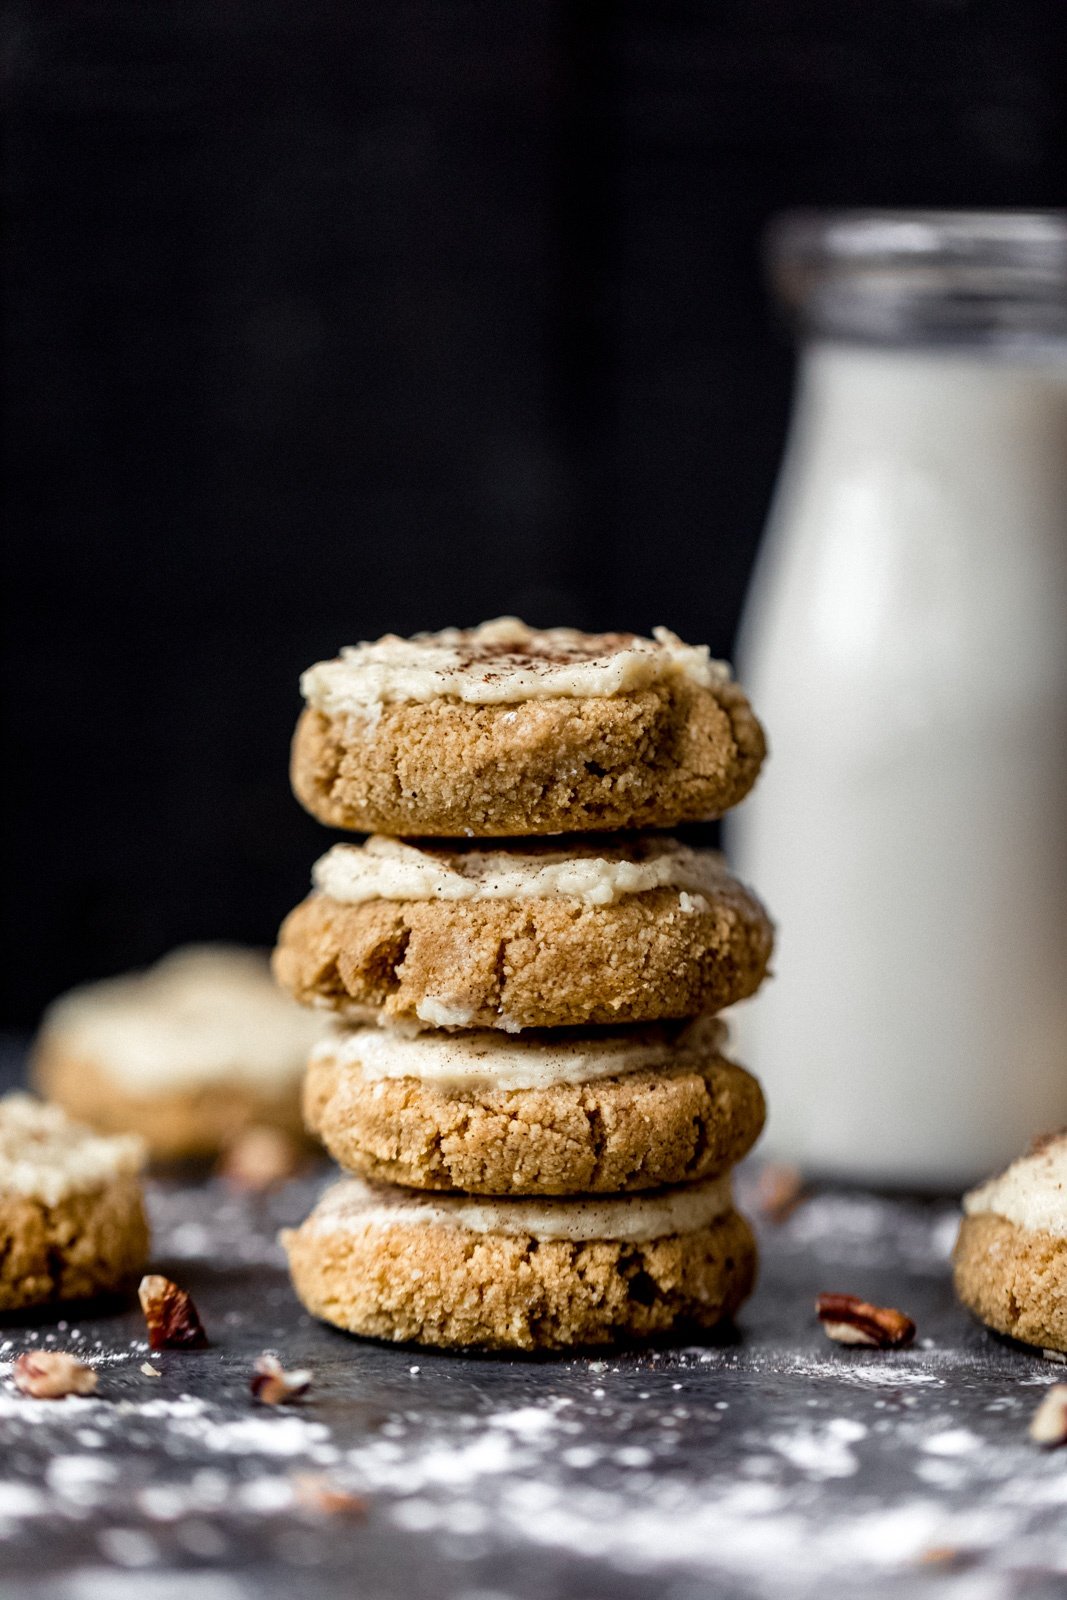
<box><xmin>728</xmin><ymin>342</ymin><xmax>1067</xmax><ymax>1186</ymax></box>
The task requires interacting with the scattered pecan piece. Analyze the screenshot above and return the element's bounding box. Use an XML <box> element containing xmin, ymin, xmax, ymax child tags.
<box><xmin>815</xmin><ymin>1292</ymin><xmax>916</xmax><ymax>1349</ymax></box>
<box><xmin>251</xmin><ymin>1352</ymin><xmax>312</xmax><ymax>1405</ymax></box>
<box><xmin>138</xmin><ymin>1274</ymin><xmax>209</xmax><ymax>1350</ymax></box>
<box><xmin>918</xmin><ymin>1547</ymin><xmax>979</xmax><ymax>1572</ymax></box>
<box><xmin>292</xmin><ymin>1473</ymin><xmax>367</xmax><ymax>1517</ymax></box>
<box><xmin>1029</xmin><ymin>1384</ymin><xmax>1067</xmax><ymax>1447</ymax></box>
<box><xmin>13</xmin><ymin>1351</ymin><xmax>98</xmax><ymax>1399</ymax></box>
<box><xmin>755</xmin><ymin>1163</ymin><xmax>807</xmax><ymax>1224</ymax></box>
<box><xmin>218</xmin><ymin>1126</ymin><xmax>305</xmax><ymax>1192</ymax></box>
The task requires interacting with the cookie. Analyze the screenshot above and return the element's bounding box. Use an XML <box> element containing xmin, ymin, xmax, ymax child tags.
<box><xmin>0</xmin><ymin>1094</ymin><xmax>149</xmax><ymax>1311</ymax></box>
<box><xmin>292</xmin><ymin>618</ymin><xmax>765</xmax><ymax>837</ymax></box>
<box><xmin>273</xmin><ymin>835</ymin><xmax>773</xmax><ymax>1031</ymax></box>
<box><xmin>283</xmin><ymin>1173</ymin><xmax>757</xmax><ymax>1350</ymax></box>
<box><xmin>304</xmin><ymin>1017</ymin><xmax>765</xmax><ymax>1196</ymax></box>
<box><xmin>954</xmin><ymin>1134</ymin><xmax>1067</xmax><ymax>1353</ymax></box>
<box><xmin>33</xmin><ymin>946</ymin><xmax>325</xmax><ymax>1161</ymax></box>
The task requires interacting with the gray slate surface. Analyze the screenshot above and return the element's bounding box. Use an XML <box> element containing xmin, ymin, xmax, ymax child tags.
<box><xmin>1</xmin><ymin>1043</ymin><xmax>1065</xmax><ymax>1600</ymax></box>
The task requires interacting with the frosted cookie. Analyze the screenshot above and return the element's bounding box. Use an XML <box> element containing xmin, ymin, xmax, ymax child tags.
<box><xmin>954</xmin><ymin>1134</ymin><xmax>1067</xmax><ymax>1353</ymax></box>
<box><xmin>283</xmin><ymin>1173</ymin><xmax>757</xmax><ymax>1350</ymax></box>
<box><xmin>0</xmin><ymin>1094</ymin><xmax>149</xmax><ymax>1311</ymax></box>
<box><xmin>33</xmin><ymin>946</ymin><xmax>325</xmax><ymax>1161</ymax></box>
<box><xmin>273</xmin><ymin>835</ymin><xmax>773</xmax><ymax>1031</ymax></box>
<box><xmin>304</xmin><ymin>1017</ymin><xmax>765</xmax><ymax>1196</ymax></box>
<box><xmin>292</xmin><ymin>618</ymin><xmax>765</xmax><ymax>837</ymax></box>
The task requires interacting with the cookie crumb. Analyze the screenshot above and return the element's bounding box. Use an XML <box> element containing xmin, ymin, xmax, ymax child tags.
<box><xmin>1029</xmin><ymin>1384</ymin><xmax>1067</xmax><ymax>1447</ymax></box>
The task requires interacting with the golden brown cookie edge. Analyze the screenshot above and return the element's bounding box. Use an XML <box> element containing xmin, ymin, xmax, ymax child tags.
<box><xmin>283</xmin><ymin>1205</ymin><xmax>757</xmax><ymax>1351</ymax></box>
<box><xmin>303</xmin><ymin>1048</ymin><xmax>766</xmax><ymax>1196</ymax></box>
<box><xmin>953</xmin><ymin>1210</ymin><xmax>1067</xmax><ymax>1353</ymax></box>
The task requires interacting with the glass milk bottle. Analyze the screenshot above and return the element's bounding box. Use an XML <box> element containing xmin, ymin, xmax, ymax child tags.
<box><xmin>727</xmin><ymin>211</ymin><xmax>1067</xmax><ymax>1188</ymax></box>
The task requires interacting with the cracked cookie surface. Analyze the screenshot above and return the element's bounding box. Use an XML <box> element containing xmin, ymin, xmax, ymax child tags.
<box><xmin>304</xmin><ymin>1025</ymin><xmax>765</xmax><ymax>1195</ymax></box>
<box><xmin>0</xmin><ymin>1176</ymin><xmax>150</xmax><ymax>1311</ymax></box>
<box><xmin>291</xmin><ymin>677</ymin><xmax>765</xmax><ymax>837</ymax></box>
<box><xmin>953</xmin><ymin>1212</ymin><xmax>1067</xmax><ymax>1353</ymax></box>
<box><xmin>0</xmin><ymin>1094</ymin><xmax>149</xmax><ymax>1310</ymax></box>
<box><xmin>273</xmin><ymin>881</ymin><xmax>773</xmax><ymax>1031</ymax></box>
<box><xmin>283</xmin><ymin>1196</ymin><xmax>757</xmax><ymax>1351</ymax></box>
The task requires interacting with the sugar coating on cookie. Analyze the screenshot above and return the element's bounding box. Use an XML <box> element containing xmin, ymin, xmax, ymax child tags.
<box><xmin>37</xmin><ymin>946</ymin><xmax>324</xmax><ymax>1094</ymax></box>
<box><xmin>301</xmin><ymin>617</ymin><xmax>730</xmax><ymax>711</ymax></box>
<box><xmin>963</xmin><ymin>1136</ymin><xmax>1067</xmax><ymax>1234</ymax></box>
<box><xmin>954</xmin><ymin>1134</ymin><xmax>1067</xmax><ymax>1353</ymax></box>
<box><xmin>314</xmin><ymin>833</ymin><xmax>735</xmax><ymax>910</ymax></box>
<box><xmin>313</xmin><ymin>1015</ymin><xmax>727</xmax><ymax>1092</ymax></box>
<box><xmin>301</xmin><ymin>1171</ymin><xmax>733</xmax><ymax>1241</ymax></box>
<box><xmin>0</xmin><ymin>1093</ymin><xmax>145</xmax><ymax>1208</ymax></box>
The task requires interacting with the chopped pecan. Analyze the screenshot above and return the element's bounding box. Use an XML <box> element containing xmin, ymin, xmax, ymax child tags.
<box><xmin>251</xmin><ymin>1352</ymin><xmax>312</xmax><ymax>1405</ymax></box>
<box><xmin>138</xmin><ymin>1274</ymin><xmax>209</xmax><ymax>1350</ymax></box>
<box><xmin>218</xmin><ymin>1126</ymin><xmax>305</xmax><ymax>1192</ymax></box>
<box><xmin>917</xmin><ymin>1547</ymin><xmax>979</xmax><ymax>1572</ymax></box>
<box><xmin>1029</xmin><ymin>1384</ymin><xmax>1067</xmax><ymax>1447</ymax></box>
<box><xmin>13</xmin><ymin>1351</ymin><xmax>98</xmax><ymax>1399</ymax></box>
<box><xmin>292</xmin><ymin>1473</ymin><xmax>367</xmax><ymax>1517</ymax></box>
<box><xmin>755</xmin><ymin>1163</ymin><xmax>807</xmax><ymax>1224</ymax></box>
<box><xmin>815</xmin><ymin>1292</ymin><xmax>916</xmax><ymax>1349</ymax></box>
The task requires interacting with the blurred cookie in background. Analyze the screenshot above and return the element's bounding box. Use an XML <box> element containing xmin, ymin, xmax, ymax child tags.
<box><xmin>33</xmin><ymin>946</ymin><xmax>325</xmax><ymax>1162</ymax></box>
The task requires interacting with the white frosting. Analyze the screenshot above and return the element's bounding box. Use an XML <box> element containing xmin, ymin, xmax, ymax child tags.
<box><xmin>313</xmin><ymin>834</ymin><xmax>730</xmax><ymax>908</ymax></box>
<box><xmin>313</xmin><ymin>1017</ymin><xmax>725</xmax><ymax>1092</ymax></box>
<box><xmin>303</xmin><ymin>1172</ymin><xmax>733</xmax><ymax>1243</ymax></box>
<box><xmin>964</xmin><ymin>1138</ymin><xmax>1067</xmax><ymax>1234</ymax></box>
<box><xmin>0</xmin><ymin>1093</ymin><xmax>145</xmax><ymax>1207</ymax></box>
<box><xmin>39</xmin><ymin>946</ymin><xmax>325</xmax><ymax>1093</ymax></box>
<box><xmin>300</xmin><ymin>617</ymin><xmax>729</xmax><ymax>711</ymax></box>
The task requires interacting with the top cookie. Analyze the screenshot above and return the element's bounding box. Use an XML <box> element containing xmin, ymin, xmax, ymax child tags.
<box><xmin>292</xmin><ymin>618</ymin><xmax>765</xmax><ymax>836</ymax></box>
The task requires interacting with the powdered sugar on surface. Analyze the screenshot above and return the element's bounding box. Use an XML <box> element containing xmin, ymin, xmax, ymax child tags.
<box><xmin>0</xmin><ymin>1157</ymin><xmax>1065</xmax><ymax>1600</ymax></box>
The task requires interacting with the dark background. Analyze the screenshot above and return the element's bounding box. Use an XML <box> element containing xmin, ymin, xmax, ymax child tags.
<box><xmin>3</xmin><ymin>1</ymin><xmax>1066</xmax><ymax>1024</ymax></box>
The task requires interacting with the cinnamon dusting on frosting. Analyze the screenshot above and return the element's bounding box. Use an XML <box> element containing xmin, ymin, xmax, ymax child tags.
<box><xmin>300</xmin><ymin>618</ymin><xmax>729</xmax><ymax>711</ymax></box>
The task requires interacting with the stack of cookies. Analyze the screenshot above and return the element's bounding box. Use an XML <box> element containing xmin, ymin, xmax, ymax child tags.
<box><xmin>275</xmin><ymin>619</ymin><xmax>773</xmax><ymax>1351</ymax></box>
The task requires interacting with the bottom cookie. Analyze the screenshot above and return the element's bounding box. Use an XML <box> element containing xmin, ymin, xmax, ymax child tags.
<box><xmin>282</xmin><ymin>1174</ymin><xmax>757</xmax><ymax>1351</ymax></box>
<box><xmin>0</xmin><ymin>1094</ymin><xmax>150</xmax><ymax>1312</ymax></box>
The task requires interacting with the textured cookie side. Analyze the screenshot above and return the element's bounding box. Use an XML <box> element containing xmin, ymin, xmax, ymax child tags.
<box><xmin>304</xmin><ymin>1053</ymin><xmax>766</xmax><ymax>1195</ymax></box>
<box><xmin>290</xmin><ymin>678</ymin><xmax>765</xmax><ymax>837</ymax></box>
<box><xmin>273</xmin><ymin>885</ymin><xmax>774</xmax><ymax>1031</ymax></box>
<box><xmin>953</xmin><ymin>1211</ymin><xmax>1067</xmax><ymax>1353</ymax></box>
<box><xmin>284</xmin><ymin>1208</ymin><xmax>757</xmax><ymax>1351</ymax></box>
<box><xmin>0</xmin><ymin>1176</ymin><xmax>149</xmax><ymax>1312</ymax></box>
<box><xmin>33</xmin><ymin>1046</ymin><xmax>307</xmax><ymax>1162</ymax></box>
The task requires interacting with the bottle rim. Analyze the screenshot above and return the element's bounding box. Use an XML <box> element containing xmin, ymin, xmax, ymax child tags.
<box><xmin>766</xmin><ymin>209</ymin><xmax>1067</xmax><ymax>344</ymax></box>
